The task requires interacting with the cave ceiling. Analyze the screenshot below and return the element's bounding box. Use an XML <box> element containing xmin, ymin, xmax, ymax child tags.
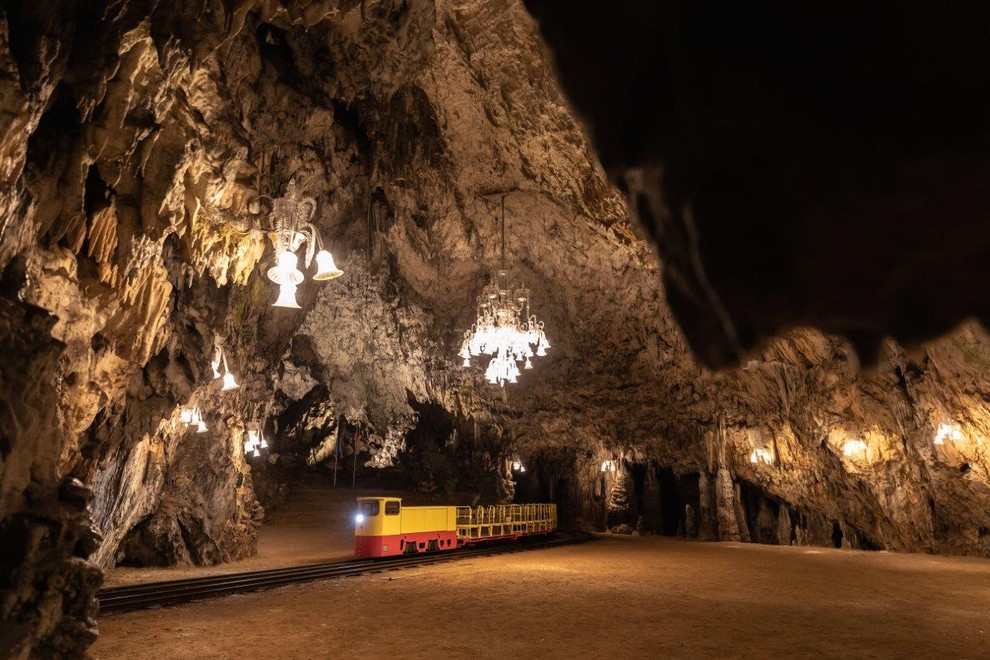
<box><xmin>0</xmin><ymin>0</ymin><xmax>989</xmax><ymax>627</ymax></box>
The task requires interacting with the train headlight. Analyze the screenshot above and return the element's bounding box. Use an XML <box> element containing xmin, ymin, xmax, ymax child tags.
<box><xmin>355</xmin><ymin>514</ymin><xmax>365</xmax><ymax>524</ymax></box>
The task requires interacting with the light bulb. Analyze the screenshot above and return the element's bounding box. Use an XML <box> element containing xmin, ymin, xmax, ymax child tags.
<box><xmin>244</xmin><ymin>441</ymin><xmax>254</xmax><ymax>453</ymax></box>
<box><xmin>536</xmin><ymin>343</ymin><xmax>547</xmax><ymax>357</ymax></box>
<box><xmin>179</xmin><ymin>408</ymin><xmax>194</xmax><ymax>424</ymax></box>
<box><xmin>260</xmin><ymin>437</ymin><xmax>268</xmax><ymax>449</ymax></box>
<box><xmin>524</xmin><ymin>357</ymin><xmax>532</xmax><ymax>369</ymax></box>
<box><xmin>267</xmin><ymin>251</ymin><xmax>304</xmax><ymax>285</ymax></box>
<box><xmin>462</xmin><ymin>358</ymin><xmax>470</xmax><ymax>368</ymax></box>
<box><xmin>222</xmin><ymin>372</ymin><xmax>239</xmax><ymax>390</ymax></box>
<box><xmin>273</xmin><ymin>282</ymin><xmax>301</xmax><ymax>309</ymax></box>
<box><xmin>313</xmin><ymin>250</ymin><xmax>344</xmax><ymax>281</ymax></box>
<box><xmin>252</xmin><ymin>447</ymin><xmax>261</xmax><ymax>458</ymax></box>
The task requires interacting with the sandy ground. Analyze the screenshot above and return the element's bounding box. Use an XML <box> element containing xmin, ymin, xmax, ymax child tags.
<box><xmin>94</xmin><ymin>535</ymin><xmax>990</xmax><ymax>659</ymax></box>
<box><xmin>104</xmin><ymin>485</ymin><xmax>388</xmax><ymax>587</ymax></box>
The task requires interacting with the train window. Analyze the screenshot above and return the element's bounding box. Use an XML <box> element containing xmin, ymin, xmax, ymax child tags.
<box><xmin>359</xmin><ymin>500</ymin><xmax>380</xmax><ymax>517</ymax></box>
<box><xmin>384</xmin><ymin>501</ymin><xmax>400</xmax><ymax>516</ymax></box>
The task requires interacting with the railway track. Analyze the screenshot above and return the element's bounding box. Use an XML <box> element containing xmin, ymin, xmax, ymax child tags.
<box><xmin>98</xmin><ymin>530</ymin><xmax>592</xmax><ymax>615</ymax></box>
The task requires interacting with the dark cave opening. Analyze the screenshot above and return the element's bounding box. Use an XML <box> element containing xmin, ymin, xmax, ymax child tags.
<box><xmin>657</xmin><ymin>468</ymin><xmax>700</xmax><ymax>537</ymax></box>
<box><xmin>832</xmin><ymin>522</ymin><xmax>844</xmax><ymax>549</ymax></box>
<box><xmin>739</xmin><ymin>479</ymin><xmax>783</xmax><ymax>544</ymax></box>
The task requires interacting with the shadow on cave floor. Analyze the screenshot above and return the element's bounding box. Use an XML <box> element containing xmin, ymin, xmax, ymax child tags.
<box><xmin>104</xmin><ymin>481</ymin><xmax>411</xmax><ymax>588</ymax></box>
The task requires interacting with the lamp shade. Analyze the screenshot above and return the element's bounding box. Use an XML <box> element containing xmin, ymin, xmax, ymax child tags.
<box><xmin>313</xmin><ymin>250</ymin><xmax>344</xmax><ymax>281</ymax></box>
<box><xmin>221</xmin><ymin>372</ymin><xmax>239</xmax><ymax>390</ymax></box>
<box><xmin>273</xmin><ymin>282</ymin><xmax>301</xmax><ymax>309</ymax></box>
<box><xmin>267</xmin><ymin>251</ymin><xmax>304</xmax><ymax>285</ymax></box>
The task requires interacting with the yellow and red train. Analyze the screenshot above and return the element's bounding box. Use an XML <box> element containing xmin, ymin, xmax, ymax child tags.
<box><xmin>354</xmin><ymin>496</ymin><xmax>557</xmax><ymax>558</ymax></box>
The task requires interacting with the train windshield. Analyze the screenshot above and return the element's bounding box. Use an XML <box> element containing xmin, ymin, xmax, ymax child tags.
<box><xmin>358</xmin><ymin>500</ymin><xmax>380</xmax><ymax>517</ymax></box>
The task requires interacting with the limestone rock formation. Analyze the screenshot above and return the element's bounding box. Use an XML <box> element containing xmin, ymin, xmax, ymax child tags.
<box><xmin>2</xmin><ymin>1</ymin><xmax>990</xmax><ymax>657</ymax></box>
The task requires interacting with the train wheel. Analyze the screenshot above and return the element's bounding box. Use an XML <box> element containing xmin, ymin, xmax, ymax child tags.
<box><xmin>428</xmin><ymin>540</ymin><xmax>438</xmax><ymax>552</ymax></box>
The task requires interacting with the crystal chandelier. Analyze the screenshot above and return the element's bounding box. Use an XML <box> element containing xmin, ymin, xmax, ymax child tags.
<box><xmin>262</xmin><ymin>179</ymin><xmax>342</xmax><ymax>308</ymax></box>
<box><xmin>179</xmin><ymin>407</ymin><xmax>208</xmax><ymax>433</ymax></box>
<box><xmin>458</xmin><ymin>196</ymin><xmax>550</xmax><ymax>386</ymax></box>
<box><xmin>211</xmin><ymin>343</ymin><xmax>239</xmax><ymax>391</ymax></box>
<box><xmin>243</xmin><ymin>425</ymin><xmax>269</xmax><ymax>457</ymax></box>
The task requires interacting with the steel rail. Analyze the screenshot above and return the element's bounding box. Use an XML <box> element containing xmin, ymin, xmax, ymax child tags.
<box><xmin>98</xmin><ymin>531</ymin><xmax>591</xmax><ymax>615</ymax></box>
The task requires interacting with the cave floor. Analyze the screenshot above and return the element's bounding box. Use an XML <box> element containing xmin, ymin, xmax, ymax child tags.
<box><xmin>104</xmin><ymin>485</ymin><xmax>396</xmax><ymax>587</ymax></box>
<box><xmin>93</xmin><ymin>535</ymin><xmax>990</xmax><ymax>659</ymax></box>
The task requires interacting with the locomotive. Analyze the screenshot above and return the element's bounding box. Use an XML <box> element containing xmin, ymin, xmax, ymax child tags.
<box><xmin>354</xmin><ymin>496</ymin><xmax>557</xmax><ymax>558</ymax></box>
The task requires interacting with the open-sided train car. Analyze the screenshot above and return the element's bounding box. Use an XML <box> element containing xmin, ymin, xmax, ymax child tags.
<box><xmin>354</xmin><ymin>496</ymin><xmax>557</xmax><ymax>558</ymax></box>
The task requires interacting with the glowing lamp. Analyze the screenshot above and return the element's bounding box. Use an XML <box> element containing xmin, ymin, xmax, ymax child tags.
<box><xmin>512</xmin><ymin>461</ymin><xmax>521</xmax><ymax>471</ymax></box>
<box><xmin>312</xmin><ymin>250</ymin><xmax>344</xmax><ymax>281</ymax></box>
<box><xmin>355</xmin><ymin>514</ymin><xmax>365</xmax><ymax>524</ymax></box>
<box><xmin>221</xmin><ymin>372</ymin><xmax>239</xmax><ymax>391</ymax></box>
<box><xmin>273</xmin><ymin>282</ymin><xmax>301</xmax><ymax>309</ymax></box>
<box><xmin>196</xmin><ymin>419</ymin><xmax>208</xmax><ymax>433</ymax></box>
<box><xmin>260</xmin><ymin>437</ymin><xmax>269</xmax><ymax>449</ymax></box>
<box><xmin>842</xmin><ymin>439</ymin><xmax>868</xmax><ymax>457</ymax></box>
<box><xmin>267</xmin><ymin>251</ymin><xmax>304</xmax><ymax>285</ymax></box>
<box><xmin>252</xmin><ymin>447</ymin><xmax>261</xmax><ymax>458</ymax></box>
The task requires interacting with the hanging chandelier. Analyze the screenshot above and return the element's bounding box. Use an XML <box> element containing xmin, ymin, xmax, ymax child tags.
<box><xmin>243</xmin><ymin>425</ymin><xmax>269</xmax><ymax>457</ymax></box>
<box><xmin>263</xmin><ymin>178</ymin><xmax>343</xmax><ymax>308</ymax></box>
<box><xmin>458</xmin><ymin>195</ymin><xmax>550</xmax><ymax>386</ymax></box>
<box><xmin>211</xmin><ymin>343</ymin><xmax>239</xmax><ymax>391</ymax></box>
<box><xmin>179</xmin><ymin>407</ymin><xmax>208</xmax><ymax>433</ymax></box>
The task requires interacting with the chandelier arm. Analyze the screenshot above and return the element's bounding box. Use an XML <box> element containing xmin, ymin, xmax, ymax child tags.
<box><xmin>301</xmin><ymin>222</ymin><xmax>325</xmax><ymax>268</ymax></box>
<box><xmin>301</xmin><ymin>197</ymin><xmax>317</xmax><ymax>224</ymax></box>
<box><xmin>500</xmin><ymin>193</ymin><xmax>506</xmax><ymax>271</ymax></box>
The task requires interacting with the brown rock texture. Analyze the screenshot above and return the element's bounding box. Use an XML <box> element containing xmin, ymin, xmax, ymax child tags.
<box><xmin>1</xmin><ymin>1</ymin><xmax>990</xmax><ymax>656</ymax></box>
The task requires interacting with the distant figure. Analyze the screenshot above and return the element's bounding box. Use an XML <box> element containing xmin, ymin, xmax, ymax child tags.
<box><xmin>684</xmin><ymin>504</ymin><xmax>696</xmax><ymax>538</ymax></box>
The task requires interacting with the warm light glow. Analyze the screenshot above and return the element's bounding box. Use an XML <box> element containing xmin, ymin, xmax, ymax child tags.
<box><xmin>457</xmin><ymin>197</ymin><xmax>550</xmax><ymax>386</ymax></box>
<box><xmin>934</xmin><ymin>423</ymin><xmax>963</xmax><ymax>445</ymax></box>
<box><xmin>355</xmin><ymin>513</ymin><xmax>365</xmax><ymax>524</ymax></box>
<box><xmin>273</xmin><ymin>282</ymin><xmax>301</xmax><ymax>309</ymax></box>
<box><xmin>213</xmin><ymin>343</ymin><xmax>239</xmax><ymax>390</ymax></box>
<box><xmin>179</xmin><ymin>408</ymin><xmax>194</xmax><ymax>424</ymax></box>
<box><xmin>267</xmin><ymin>251</ymin><xmax>304</xmax><ymax>286</ymax></box>
<box><xmin>749</xmin><ymin>448</ymin><xmax>774</xmax><ymax>464</ymax></box>
<box><xmin>221</xmin><ymin>372</ymin><xmax>239</xmax><ymax>391</ymax></box>
<box><xmin>512</xmin><ymin>460</ymin><xmax>522</xmax><ymax>471</ymax></box>
<box><xmin>313</xmin><ymin>250</ymin><xmax>344</xmax><ymax>281</ymax></box>
<box><xmin>520</xmin><ymin>466</ymin><xmax>526</xmax><ymax>472</ymax></box>
<box><xmin>263</xmin><ymin>180</ymin><xmax>342</xmax><ymax>305</ymax></box>
<box><xmin>601</xmin><ymin>460</ymin><xmax>615</xmax><ymax>472</ymax></box>
<box><xmin>843</xmin><ymin>439</ymin><xmax>868</xmax><ymax>457</ymax></box>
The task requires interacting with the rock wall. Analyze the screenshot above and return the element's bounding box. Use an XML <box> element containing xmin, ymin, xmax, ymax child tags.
<box><xmin>3</xmin><ymin>1</ymin><xmax>990</xmax><ymax>656</ymax></box>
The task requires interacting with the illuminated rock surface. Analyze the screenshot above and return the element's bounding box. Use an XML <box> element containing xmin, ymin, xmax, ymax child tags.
<box><xmin>1</xmin><ymin>1</ymin><xmax>989</xmax><ymax>656</ymax></box>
